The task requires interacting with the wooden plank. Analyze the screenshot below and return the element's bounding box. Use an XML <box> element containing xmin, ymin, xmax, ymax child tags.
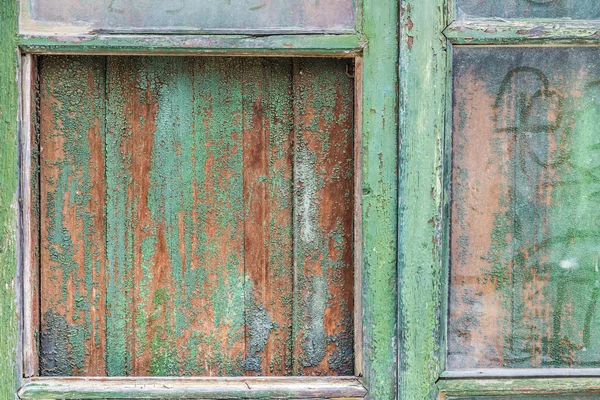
<box><xmin>444</xmin><ymin>20</ymin><xmax>600</xmax><ymax>45</ymax></box>
<box><xmin>21</xmin><ymin>54</ymin><xmax>39</xmax><ymax>378</ymax></box>
<box><xmin>39</xmin><ymin>56</ymin><xmax>107</xmax><ymax>376</ymax></box>
<box><xmin>359</xmin><ymin>0</ymin><xmax>399</xmax><ymax>395</ymax></box>
<box><xmin>189</xmin><ymin>57</ymin><xmax>247</xmax><ymax>375</ymax></box>
<box><xmin>397</xmin><ymin>0</ymin><xmax>447</xmax><ymax>398</ymax></box>
<box><xmin>18</xmin><ymin>376</ymin><xmax>367</xmax><ymax>399</ymax></box>
<box><xmin>292</xmin><ymin>58</ymin><xmax>355</xmax><ymax>376</ymax></box>
<box><xmin>438</xmin><ymin>377</ymin><xmax>600</xmax><ymax>397</ymax></box>
<box><xmin>242</xmin><ymin>58</ymin><xmax>294</xmax><ymax>376</ymax></box>
<box><xmin>18</xmin><ymin>35</ymin><xmax>364</xmax><ymax>57</ymax></box>
<box><xmin>0</xmin><ymin>0</ymin><xmax>20</xmax><ymax>396</ymax></box>
<box><xmin>442</xmin><ymin>369</ymin><xmax>600</xmax><ymax>378</ymax></box>
<box><xmin>105</xmin><ymin>56</ymin><xmax>248</xmax><ymax>376</ymax></box>
<box><xmin>104</xmin><ymin>56</ymin><xmax>135</xmax><ymax>376</ymax></box>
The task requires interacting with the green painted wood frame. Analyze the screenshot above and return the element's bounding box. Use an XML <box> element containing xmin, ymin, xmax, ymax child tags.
<box><xmin>0</xmin><ymin>0</ymin><xmax>400</xmax><ymax>399</ymax></box>
<box><xmin>399</xmin><ymin>1</ymin><xmax>600</xmax><ymax>400</ymax></box>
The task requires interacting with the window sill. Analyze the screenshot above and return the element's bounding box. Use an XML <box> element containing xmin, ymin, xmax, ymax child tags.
<box><xmin>19</xmin><ymin>376</ymin><xmax>366</xmax><ymax>399</ymax></box>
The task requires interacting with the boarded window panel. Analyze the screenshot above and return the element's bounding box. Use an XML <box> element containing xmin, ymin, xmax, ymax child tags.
<box><xmin>448</xmin><ymin>48</ymin><xmax>600</xmax><ymax>369</ymax></box>
<box><xmin>20</xmin><ymin>0</ymin><xmax>354</xmax><ymax>34</ymax></box>
<box><xmin>38</xmin><ymin>56</ymin><xmax>355</xmax><ymax>377</ymax></box>
<box><xmin>456</xmin><ymin>0</ymin><xmax>600</xmax><ymax>19</ymax></box>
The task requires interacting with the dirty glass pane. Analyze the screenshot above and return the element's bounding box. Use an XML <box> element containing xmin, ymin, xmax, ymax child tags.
<box><xmin>449</xmin><ymin>47</ymin><xmax>600</xmax><ymax>369</ymax></box>
<box><xmin>20</xmin><ymin>0</ymin><xmax>355</xmax><ymax>34</ymax></box>
<box><xmin>456</xmin><ymin>0</ymin><xmax>600</xmax><ymax>19</ymax></box>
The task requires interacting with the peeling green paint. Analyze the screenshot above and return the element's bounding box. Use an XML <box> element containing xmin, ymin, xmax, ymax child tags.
<box><xmin>397</xmin><ymin>0</ymin><xmax>447</xmax><ymax>397</ymax></box>
<box><xmin>0</xmin><ymin>2</ymin><xmax>19</xmax><ymax>395</ymax></box>
<box><xmin>293</xmin><ymin>59</ymin><xmax>355</xmax><ymax>376</ymax></box>
<box><xmin>18</xmin><ymin>34</ymin><xmax>364</xmax><ymax>57</ymax></box>
<box><xmin>444</xmin><ymin>18</ymin><xmax>600</xmax><ymax>46</ymax></box>
<box><xmin>39</xmin><ymin>56</ymin><xmax>107</xmax><ymax>377</ymax></box>
<box><xmin>38</xmin><ymin>56</ymin><xmax>355</xmax><ymax>379</ymax></box>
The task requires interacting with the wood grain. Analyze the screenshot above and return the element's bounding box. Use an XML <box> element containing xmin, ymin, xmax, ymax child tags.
<box><xmin>242</xmin><ymin>58</ymin><xmax>294</xmax><ymax>376</ymax></box>
<box><xmin>292</xmin><ymin>59</ymin><xmax>355</xmax><ymax>376</ymax></box>
<box><xmin>39</xmin><ymin>56</ymin><xmax>107</xmax><ymax>376</ymax></box>
<box><xmin>19</xmin><ymin>376</ymin><xmax>367</xmax><ymax>399</ymax></box>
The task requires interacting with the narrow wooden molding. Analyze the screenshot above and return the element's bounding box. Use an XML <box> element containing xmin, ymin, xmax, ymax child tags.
<box><xmin>18</xmin><ymin>34</ymin><xmax>365</xmax><ymax>57</ymax></box>
<box><xmin>19</xmin><ymin>376</ymin><xmax>367</xmax><ymax>399</ymax></box>
<box><xmin>442</xmin><ymin>369</ymin><xmax>600</xmax><ymax>379</ymax></box>
<box><xmin>444</xmin><ymin>19</ymin><xmax>600</xmax><ymax>45</ymax></box>
<box><xmin>353</xmin><ymin>56</ymin><xmax>364</xmax><ymax>378</ymax></box>
<box><xmin>438</xmin><ymin>376</ymin><xmax>600</xmax><ymax>397</ymax></box>
<box><xmin>20</xmin><ymin>53</ymin><xmax>36</xmax><ymax>378</ymax></box>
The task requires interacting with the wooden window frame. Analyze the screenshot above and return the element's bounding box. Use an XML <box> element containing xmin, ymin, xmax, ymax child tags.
<box><xmin>0</xmin><ymin>0</ymin><xmax>400</xmax><ymax>399</ymax></box>
<box><xmin>396</xmin><ymin>0</ymin><xmax>600</xmax><ymax>399</ymax></box>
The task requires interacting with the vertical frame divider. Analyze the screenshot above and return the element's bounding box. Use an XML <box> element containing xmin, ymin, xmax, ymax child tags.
<box><xmin>397</xmin><ymin>0</ymin><xmax>449</xmax><ymax>399</ymax></box>
<box><xmin>1</xmin><ymin>0</ymin><xmax>21</xmax><ymax>397</ymax></box>
<box><xmin>360</xmin><ymin>0</ymin><xmax>399</xmax><ymax>397</ymax></box>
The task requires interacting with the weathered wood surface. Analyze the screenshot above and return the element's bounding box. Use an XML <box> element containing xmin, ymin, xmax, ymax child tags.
<box><xmin>292</xmin><ymin>59</ymin><xmax>355</xmax><ymax>376</ymax></box>
<box><xmin>439</xmin><ymin>376</ymin><xmax>600</xmax><ymax>397</ymax></box>
<box><xmin>21</xmin><ymin>0</ymin><xmax>354</xmax><ymax>34</ymax></box>
<box><xmin>39</xmin><ymin>56</ymin><xmax>108</xmax><ymax>376</ymax></box>
<box><xmin>18</xmin><ymin>376</ymin><xmax>367</xmax><ymax>399</ymax></box>
<box><xmin>242</xmin><ymin>58</ymin><xmax>294</xmax><ymax>376</ymax></box>
<box><xmin>397</xmin><ymin>0</ymin><xmax>448</xmax><ymax>398</ymax></box>
<box><xmin>449</xmin><ymin>47</ymin><xmax>600</xmax><ymax>370</ymax></box>
<box><xmin>0</xmin><ymin>0</ymin><xmax>20</xmax><ymax>397</ymax></box>
<box><xmin>359</xmin><ymin>0</ymin><xmax>399</xmax><ymax>395</ymax></box>
<box><xmin>18</xmin><ymin>34</ymin><xmax>364</xmax><ymax>57</ymax></box>
<box><xmin>456</xmin><ymin>0</ymin><xmax>600</xmax><ymax>19</ymax></box>
<box><xmin>22</xmin><ymin>54</ymin><xmax>40</xmax><ymax>378</ymax></box>
<box><xmin>38</xmin><ymin>56</ymin><xmax>354</xmax><ymax>377</ymax></box>
<box><xmin>444</xmin><ymin>20</ymin><xmax>600</xmax><ymax>45</ymax></box>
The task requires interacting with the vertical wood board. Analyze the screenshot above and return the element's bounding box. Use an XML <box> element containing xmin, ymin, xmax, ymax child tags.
<box><xmin>398</xmin><ymin>0</ymin><xmax>448</xmax><ymax>397</ymax></box>
<box><xmin>39</xmin><ymin>56</ymin><xmax>107</xmax><ymax>376</ymax></box>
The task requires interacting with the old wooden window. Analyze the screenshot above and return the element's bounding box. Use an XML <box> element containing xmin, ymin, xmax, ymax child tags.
<box><xmin>4</xmin><ymin>0</ymin><xmax>399</xmax><ymax>398</ymax></box>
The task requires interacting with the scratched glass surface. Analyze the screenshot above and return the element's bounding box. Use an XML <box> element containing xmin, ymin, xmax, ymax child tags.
<box><xmin>448</xmin><ymin>47</ymin><xmax>600</xmax><ymax>369</ymax></box>
<box><xmin>456</xmin><ymin>0</ymin><xmax>600</xmax><ymax>19</ymax></box>
<box><xmin>20</xmin><ymin>0</ymin><xmax>355</xmax><ymax>33</ymax></box>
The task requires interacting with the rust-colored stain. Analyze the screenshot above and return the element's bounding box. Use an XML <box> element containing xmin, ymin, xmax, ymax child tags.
<box><xmin>37</xmin><ymin>56</ymin><xmax>355</xmax><ymax>377</ymax></box>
